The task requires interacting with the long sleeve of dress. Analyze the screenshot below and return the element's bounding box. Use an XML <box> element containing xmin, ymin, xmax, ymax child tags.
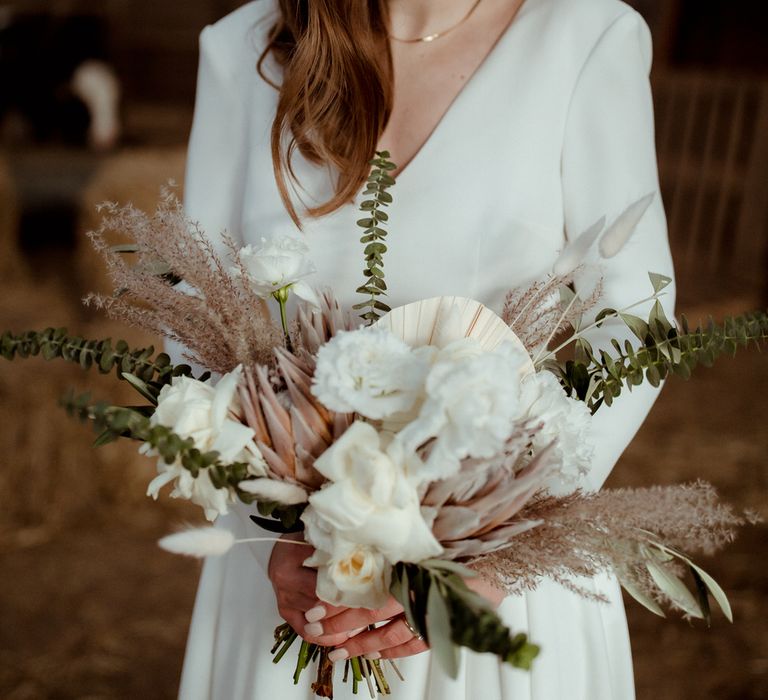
<box><xmin>561</xmin><ymin>10</ymin><xmax>676</xmax><ymax>492</ymax></box>
<box><xmin>166</xmin><ymin>26</ymin><xmax>277</xmax><ymax>575</ymax></box>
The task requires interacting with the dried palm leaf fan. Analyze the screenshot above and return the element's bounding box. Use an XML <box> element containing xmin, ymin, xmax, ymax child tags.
<box><xmin>377</xmin><ymin>295</ymin><xmax>534</xmax><ymax>359</ymax></box>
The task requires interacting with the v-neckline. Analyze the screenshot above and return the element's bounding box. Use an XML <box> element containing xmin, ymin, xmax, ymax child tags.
<box><xmin>379</xmin><ymin>0</ymin><xmax>532</xmax><ymax>184</ymax></box>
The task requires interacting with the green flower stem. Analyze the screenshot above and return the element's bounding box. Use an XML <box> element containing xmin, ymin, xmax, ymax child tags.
<box><xmin>273</xmin><ymin>634</ymin><xmax>299</xmax><ymax>664</ymax></box>
<box><xmin>272</xmin><ymin>286</ymin><xmax>294</xmax><ymax>352</ymax></box>
<box><xmin>293</xmin><ymin>640</ymin><xmax>312</xmax><ymax>684</ymax></box>
<box><xmin>350</xmin><ymin>656</ymin><xmax>364</xmax><ymax>683</ymax></box>
<box><xmin>271</xmin><ymin>622</ymin><xmax>293</xmax><ymax>652</ymax></box>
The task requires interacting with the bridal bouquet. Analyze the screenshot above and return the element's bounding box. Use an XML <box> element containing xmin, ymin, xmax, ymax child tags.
<box><xmin>2</xmin><ymin>153</ymin><xmax>766</xmax><ymax>698</ymax></box>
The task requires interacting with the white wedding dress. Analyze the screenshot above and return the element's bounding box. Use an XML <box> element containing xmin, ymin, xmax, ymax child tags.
<box><xmin>173</xmin><ymin>0</ymin><xmax>676</xmax><ymax>698</ymax></box>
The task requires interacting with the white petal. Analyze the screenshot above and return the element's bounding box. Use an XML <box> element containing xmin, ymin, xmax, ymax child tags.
<box><xmin>238</xmin><ymin>478</ymin><xmax>309</xmax><ymax>505</ymax></box>
<box><xmin>211</xmin><ymin>420</ymin><xmax>257</xmax><ymax>462</ymax></box>
<box><xmin>291</xmin><ymin>280</ymin><xmax>320</xmax><ymax>307</ymax></box>
<box><xmin>313</xmin><ymin>421</ymin><xmax>381</xmax><ymax>481</ymax></box>
<box><xmin>553</xmin><ymin>216</ymin><xmax>605</xmax><ymax>275</ymax></box>
<box><xmin>146</xmin><ymin>466</ymin><xmax>179</xmax><ymax>499</ymax></box>
<box><xmin>309</xmin><ymin>483</ymin><xmax>376</xmax><ymax>530</ymax></box>
<box><xmin>158</xmin><ymin>527</ymin><xmax>235</xmax><ymax>557</ymax></box>
<box><xmin>210</xmin><ymin>366</ymin><xmax>243</xmax><ymax>430</ymax></box>
<box><xmin>598</xmin><ymin>193</ymin><xmax>655</xmax><ymax>258</ymax></box>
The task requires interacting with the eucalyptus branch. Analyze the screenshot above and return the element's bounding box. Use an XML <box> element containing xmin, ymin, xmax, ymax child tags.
<box><xmin>0</xmin><ymin>328</ymin><xmax>206</xmax><ymax>402</ymax></box>
<box><xmin>353</xmin><ymin>151</ymin><xmax>397</xmax><ymax>325</ymax></box>
<box><xmin>61</xmin><ymin>392</ymin><xmax>265</xmax><ymax>498</ymax></box>
<box><xmin>391</xmin><ymin>561</ymin><xmax>539</xmax><ymax>678</ymax></box>
<box><xmin>556</xmin><ymin>309</ymin><xmax>768</xmax><ymax>413</ymax></box>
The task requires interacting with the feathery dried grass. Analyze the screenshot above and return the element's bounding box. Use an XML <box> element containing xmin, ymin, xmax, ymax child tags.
<box><xmin>471</xmin><ymin>481</ymin><xmax>748</xmax><ymax>605</ymax></box>
<box><xmin>84</xmin><ymin>190</ymin><xmax>282</xmax><ymax>374</ymax></box>
<box><xmin>503</xmin><ymin>271</ymin><xmax>604</xmax><ymax>352</ymax></box>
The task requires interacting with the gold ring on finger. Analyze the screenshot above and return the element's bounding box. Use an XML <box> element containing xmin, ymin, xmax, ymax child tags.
<box><xmin>401</xmin><ymin>616</ymin><xmax>424</xmax><ymax>641</ymax></box>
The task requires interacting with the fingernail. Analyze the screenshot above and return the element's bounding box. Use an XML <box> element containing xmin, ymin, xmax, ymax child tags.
<box><xmin>364</xmin><ymin>652</ymin><xmax>381</xmax><ymax>660</ymax></box>
<box><xmin>346</xmin><ymin>626</ymin><xmax>366</xmax><ymax>638</ymax></box>
<box><xmin>328</xmin><ymin>648</ymin><xmax>349</xmax><ymax>663</ymax></box>
<box><xmin>305</xmin><ymin>606</ymin><xmax>326</xmax><ymax>623</ymax></box>
<box><xmin>304</xmin><ymin>622</ymin><xmax>324</xmax><ymax>637</ymax></box>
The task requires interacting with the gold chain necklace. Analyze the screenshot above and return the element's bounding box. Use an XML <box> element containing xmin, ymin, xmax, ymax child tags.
<box><xmin>388</xmin><ymin>0</ymin><xmax>484</xmax><ymax>44</ymax></box>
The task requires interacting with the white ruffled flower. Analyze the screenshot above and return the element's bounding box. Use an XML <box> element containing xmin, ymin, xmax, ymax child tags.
<box><xmin>233</xmin><ymin>236</ymin><xmax>319</xmax><ymax>306</ymax></box>
<box><xmin>520</xmin><ymin>371</ymin><xmax>594</xmax><ymax>493</ymax></box>
<box><xmin>302</xmin><ymin>421</ymin><xmax>443</xmax><ymax>608</ymax></box>
<box><xmin>397</xmin><ymin>340</ymin><xmax>534</xmax><ymax>482</ymax></box>
<box><xmin>312</xmin><ymin>327</ymin><xmax>432</xmax><ymax>419</ymax></box>
<box><xmin>145</xmin><ymin>367</ymin><xmax>266</xmax><ymax>521</ymax></box>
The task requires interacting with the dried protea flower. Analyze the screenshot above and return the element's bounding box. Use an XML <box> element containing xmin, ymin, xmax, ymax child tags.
<box><xmin>237</xmin><ymin>293</ymin><xmax>358</xmax><ymax>490</ymax></box>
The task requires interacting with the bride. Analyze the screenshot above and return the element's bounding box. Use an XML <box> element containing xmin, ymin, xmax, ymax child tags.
<box><xmin>173</xmin><ymin>0</ymin><xmax>675</xmax><ymax>697</ymax></box>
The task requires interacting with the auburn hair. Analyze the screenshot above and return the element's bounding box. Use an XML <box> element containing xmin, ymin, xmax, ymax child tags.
<box><xmin>257</xmin><ymin>1</ymin><xmax>394</xmax><ymax>226</ymax></box>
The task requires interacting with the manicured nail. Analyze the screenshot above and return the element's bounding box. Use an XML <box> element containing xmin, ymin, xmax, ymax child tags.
<box><xmin>346</xmin><ymin>626</ymin><xmax>366</xmax><ymax>638</ymax></box>
<box><xmin>364</xmin><ymin>652</ymin><xmax>381</xmax><ymax>660</ymax></box>
<box><xmin>305</xmin><ymin>606</ymin><xmax>327</xmax><ymax>623</ymax></box>
<box><xmin>328</xmin><ymin>648</ymin><xmax>349</xmax><ymax>662</ymax></box>
<box><xmin>304</xmin><ymin>622</ymin><xmax>324</xmax><ymax>637</ymax></box>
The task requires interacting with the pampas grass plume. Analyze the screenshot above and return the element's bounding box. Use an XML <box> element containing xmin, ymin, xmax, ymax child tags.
<box><xmin>159</xmin><ymin>526</ymin><xmax>236</xmax><ymax>558</ymax></box>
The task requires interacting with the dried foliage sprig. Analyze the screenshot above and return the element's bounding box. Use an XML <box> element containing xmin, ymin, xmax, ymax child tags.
<box><xmin>84</xmin><ymin>189</ymin><xmax>282</xmax><ymax>374</ymax></box>
<box><xmin>354</xmin><ymin>151</ymin><xmax>397</xmax><ymax>325</ymax></box>
<box><xmin>0</xmin><ymin>328</ymin><xmax>204</xmax><ymax>394</ymax></box>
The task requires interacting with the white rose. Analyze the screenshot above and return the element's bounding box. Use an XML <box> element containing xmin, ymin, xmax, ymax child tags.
<box><xmin>145</xmin><ymin>367</ymin><xmax>266</xmax><ymax>521</ymax></box>
<box><xmin>301</xmin><ymin>421</ymin><xmax>443</xmax><ymax>608</ymax></box>
<box><xmin>397</xmin><ymin>340</ymin><xmax>534</xmax><ymax>482</ymax></box>
<box><xmin>304</xmin><ymin>533</ymin><xmax>392</xmax><ymax>609</ymax></box>
<box><xmin>311</xmin><ymin>327</ymin><xmax>431</xmax><ymax>419</ymax></box>
<box><xmin>233</xmin><ymin>236</ymin><xmax>319</xmax><ymax>305</ymax></box>
<box><xmin>520</xmin><ymin>371</ymin><xmax>594</xmax><ymax>493</ymax></box>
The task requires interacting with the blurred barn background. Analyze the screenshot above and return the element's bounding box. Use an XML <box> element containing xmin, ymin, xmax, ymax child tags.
<box><xmin>0</xmin><ymin>0</ymin><xmax>766</xmax><ymax>698</ymax></box>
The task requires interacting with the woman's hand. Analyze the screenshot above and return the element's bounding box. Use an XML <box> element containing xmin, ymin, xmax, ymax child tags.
<box><xmin>303</xmin><ymin>595</ymin><xmax>425</xmax><ymax>661</ymax></box>
<box><xmin>305</xmin><ymin>573</ymin><xmax>506</xmax><ymax>662</ymax></box>
<box><xmin>267</xmin><ymin>533</ymin><xmax>350</xmax><ymax>647</ymax></box>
